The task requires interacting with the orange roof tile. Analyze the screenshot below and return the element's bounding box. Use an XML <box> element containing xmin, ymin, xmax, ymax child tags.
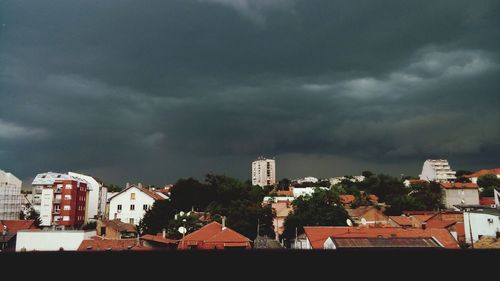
<box><xmin>141</xmin><ymin>234</ymin><xmax>178</xmax><ymax>244</ymax></box>
<box><xmin>465</xmin><ymin>168</ymin><xmax>500</xmax><ymax>178</ymax></box>
<box><xmin>412</xmin><ymin>215</ymin><xmax>434</xmax><ymax>222</ymax></box>
<box><xmin>179</xmin><ymin>221</ymin><xmax>251</xmax><ymax>248</ymax></box>
<box><xmin>368</xmin><ymin>194</ymin><xmax>379</xmax><ymax>203</ymax></box>
<box><xmin>426</xmin><ymin>220</ymin><xmax>456</xmax><ymax>229</ymax></box>
<box><xmin>0</xmin><ymin>220</ymin><xmax>38</xmax><ymax>233</ymax></box>
<box><xmin>389</xmin><ymin>216</ymin><xmax>413</xmax><ymax>226</ymax></box>
<box><xmin>480</xmin><ymin>197</ymin><xmax>495</xmax><ymax>205</ymax></box>
<box><xmin>78</xmin><ymin>238</ymin><xmax>152</xmax><ymax>251</ymax></box>
<box><xmin>440</xmin><ymin>182</ymin><xmax>479</xmax><ymax>189</ymax></box>
<box><xmin>340</xmin><ymin>195</ymin><xmax>355</xmax><ymax>204</ymax></box>
<box><xmin>304</xmin><ymin>226</ymin><xmax>459</xmax><ymax>249</ymax></box>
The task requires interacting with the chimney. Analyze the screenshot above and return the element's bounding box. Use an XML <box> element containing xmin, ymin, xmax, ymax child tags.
<box><xmin>162</xmin><ymin>228</ymin><xmax>166</xmax><ymax>238</ymax></box>
<box><xmin>126</xmin><ymin>182</ymin><xmax>130</xmax><ymax>189</ymax></box>
<box><xmin>222</xmin><ymin>216</ymin><xmax>226</xmax><ymax>230</ymax></box>
<box><xmin>421</xmin><ymin>222</ymin><xmax>427</xmax><ymax>230</ymax></box>
<box><xmin>138</xmin><ymin>183</ymin><xmax>143</xmax><ymax>189</ymax></box>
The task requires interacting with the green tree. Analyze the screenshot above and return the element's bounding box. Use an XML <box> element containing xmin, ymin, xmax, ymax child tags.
<box><xmin>138</xmin><ymin>200</ymin><xmax>176</xmax><ymax>235</ymax></box>
<box><xmin>362</xmin><ymin>171</ymin><xmax>374</xmax><ymax>178</ymax></box>
<box><xmin>477</xmin><ymin>174</ymin><xmax>500</xmax><ymax>197</ymax></box>
<box><xmin>106</xmin><ymin>184</ymin><xmax>123</xmax><ymax>192</ymax></box>
<box><xmin>455</xmin><ymin>170</ymin><xmax>473</xmax><ymax>177</ymax></box>
<box><xmin>26</xmin><ymin>208</ymin><xmax>41</xmax><ymax>227</ymax></box>
<box><xmin>278</xmin><ymin>178</ymin><xmax>291</xmax><ymax>190</ymax></box>
<box><xmin>282</xmin><ymin>189</ymin><xmax>349</xmax><ymax>240</ymax></box>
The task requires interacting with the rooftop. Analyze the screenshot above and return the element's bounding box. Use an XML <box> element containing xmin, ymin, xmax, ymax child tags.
<box><xmin>329</xmin><ymin>237</ymin><xmax>442</xmax><ymax>248</ymax></box>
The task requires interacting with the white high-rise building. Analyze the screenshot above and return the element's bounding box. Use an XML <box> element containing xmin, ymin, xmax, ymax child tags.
<box><xmin>252</xmin><ymin>156</ymin><xmax>276</xmax><ymax>187</ymax></box>
<box><xmin>419</xmin><ymin>159</ymin><xmax>456</xmax><ymax>182</ymax></box>
<box><xmin>0</xmin><ymin>169</ymin><xmax>23</xmax><ymax>220</ymax></box>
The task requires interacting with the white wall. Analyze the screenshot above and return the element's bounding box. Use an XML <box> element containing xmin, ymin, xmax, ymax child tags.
<box><xmin>15</xmin><ymin>230</ymin><xmax>96</xmax><ymax>251</ymax></box>
<box><xmin>68</xmin><ymin>172</ymin><xmax>106</xmax><ymax>222</ymax></box>
<box><xmin>0</xmin><ymin>169</ymin><xmax>22</xmax><ymax>220</ymax></box>
<box><xmin>108</xmin><ymin>187</ymin><xmax>155</xmax><ymax>225</ymax></box>
<box><xmin>252</xmin><ymin>158</ymin><xmax>276</xmax><ymax>187</ymax></box>
<box><xmin>444</xmin><ymin>189</ymin><xmax>479</xmax><ymax>209</ymax></box>
<box><xmin>40</xmin><ymin>188</ymin><xmax>54</xmax><ymax>226</ymax></box>
<box><xmin>464</xmin><ymin>211</ymin><xmax>500</xmax><ymax>243</ymax></box>
<box><xmin>419</xmin><ymin>159</ymin><xmax>456</xmax><ymax>182</ymax></box>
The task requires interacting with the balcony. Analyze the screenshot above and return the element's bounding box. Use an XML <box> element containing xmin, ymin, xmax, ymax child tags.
<box><xmin>53</xmin><ymin>198</ymin><xmax>61</xmax><ymax>204</ymax></box>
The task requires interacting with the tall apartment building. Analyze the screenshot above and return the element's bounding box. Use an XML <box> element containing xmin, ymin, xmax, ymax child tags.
<box><xmin>252</xmin><ymin>156</ymin><xmax>276</xmax><ymax>187</ymax></box>
<box><xmin>419</xmin><ymin>159</ymin><xmax>456</xmax><ymax>182</ymax></box>
<box><xmin>39</xmin><ymin>179</ymin><xmax>88</xmax><ymax>229</ymax></box>
<box><xmin>0</xmin><ymin>169</ymin><xmax>23</xmax><ymax>220</ymax></box>
<box><xmin>32</xmin><ymin>172</ymin><xmax>106</xmax><ymax>222</ymax></box>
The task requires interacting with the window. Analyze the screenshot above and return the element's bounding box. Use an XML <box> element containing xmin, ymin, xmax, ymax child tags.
<box><xmin>63</xmin><ymin>216</ymin><xmax>70</xmax><ymax>221</ymax></box>
<box><xmin>143</xmin><ymin>204</ymin><xmax>148</xmax><ymax>211</ymax></box>
<box><xmin>64</xmin><ymin>195</ymin><xmax>72</xmax><ymax>200</ymax></box>
<box><xmin>63</xmin><ymin>205</ymin><xmax>71</xmax><ymax>211</ymax></box>
<box><xmin>129</xmin><ymin>218</ymin><xmax>134</xmax><ymax>224</ymax></box>
<box><xmin>130</xmin><ymin>193</ymin><xmax>136</xmax><ymax>200</ymax></box>
<box><xmin>65</xmin><ymin>184</ymin><xmax>72</xmax><ymax>189</ymax></box>
<box><xmin>117</xmin><ymin>204</ymin><xmax>122</xmax><ymax>211</ymax></box>
<box><xmin>130</xmin><ymin>204</ymin><xmax>135</xmax><ymax>211</ymax></box>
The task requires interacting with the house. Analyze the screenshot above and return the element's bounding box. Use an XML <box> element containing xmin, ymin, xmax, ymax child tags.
<box><xmin>272</xmin><ymin>202</ymin><xmax>292</xmax><ymax>237</ymax></box>
<box><xmin>347</xmin><ymin>206</ymin><xmax>388</xmax><ymax>226</ymax></box>
<box><xmin>0</xmin><ymin>220</ymin><xmax>38</xmax><ymax>251</ymax></box>
<box><xmin>300</xmin><ymin>226</ymin><xmax>460</xmax><ymax>249</ymax></box>
<box><xmin>16</xmin><ymin>229</ymin><xmax>96</xmax><ymax>251</ymax></box>
<box><xmin>178</xmin><ymin>221</ymin><xmax>251</xmax><ymax>250</ymax></box>
<box><xmin>0</xmin><ymin>169</ymin><xmax>23</xmax><ymax>220</ymax></box>
<box><xmin>96</xmin><ymin>219</ymin><xmax>137</xmax><ymax>239</ymax></box>
<box><xmin>78</xmin><ymin>236</ymin><xmax>151</xmax><ymax>251</ymax></box>
<box><xmin>140</xmin><ymin>232</ymin><xmax>178</xmax><ymax>250</ymax></box>
<box><xmin>440</xmin><ymin>182</ymin><xmax>480</xmax><ymax>209</ymax></box>
<box><xmin>458</xmin><ymin>205</ymin><xmax>500</xmax><ymax>245</ymax></box>
<box><xmin>340</xmin><ymin>195</ymin><xmax>355</xmax><ymax>207</ymax></box>
<box><xmin>323</xmin><ymin>236</ymin><xmax>443</xmax><ymax>249</ymax></box>
<box><xmin>464</xmin><ymin>168</ymin><xmax>500</xmax><ymax>184</ymax></box>
<box><xmin>107</xmin><ymin>183</ymin><xmax>167</xmax><ymax>225</ymax></box>
<box><xmin>419</xmin><ymin>159</ymin><xmax>456</xmax><ymax>182</ymax></box>
<box><xmin>388</xmin><ymin>216</ymin><xmax>416</xmax><ymax>228</ymax></box>
<box><xmin>68</xmin><ymin>172</ymin><xmax>108</xmax><ymax>221</ymax></box>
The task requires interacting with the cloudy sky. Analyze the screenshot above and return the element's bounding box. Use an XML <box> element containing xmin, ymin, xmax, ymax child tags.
<box><xmin>1</xmin><ymin>0</ymin><xmax>499</xmax><ymax>187</ymax></box>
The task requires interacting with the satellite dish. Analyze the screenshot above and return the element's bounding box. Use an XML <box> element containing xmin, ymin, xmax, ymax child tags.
<box><xmin>361</xmin><ymin>218</ymin><xmax>367</xmax><ymax>225</ymax></box>
<box><xmin>178</xmin><ymin>226</ymin><xmax>187</xmax><ymax>234</ymax></box>
<box><xmin>346</xmin><ymin>219</ymin><xmax>353</xmax><ymax>227</ymax></box>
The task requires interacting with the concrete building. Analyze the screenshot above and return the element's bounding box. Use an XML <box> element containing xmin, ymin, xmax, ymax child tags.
<box><xmin>96</xmin><ymin>219</ymin><xmax>137</xmax><ymax>239</ymax></box>
<box><xmin>68</xmin><ymin>172</ymin><xmax>108</xmax><ymax>221</ymax></box>
<box><xmin>0</xmin><ymin>170</ymin><xmax>23</xmax><ymax>220</ymax></box>
<box><xmin>38</xmin><ymin>179</ymin><xmax>88</xmax><ymax>229</ymax></box>
<box><xmin>460</xmin><ymin>206</ymin><xmax>500</xmax><ymax>245</ymax></box>
<box><xmin>419</xmin><ymin>159</ymin><xmax>456</xmax><ymax>182</ymax></box>
<box><xmin>440</xmin><ymin>182</ymin><xmax>480</xmax><ymax>209</ymax></box>
<box><xmin>16</xmin><ymin>229</ymin><xmax>96</xmax><ymax>251</ymax></box>
<box><xmin>294</xmin><ymin>177</ymin><xmax>319</xmax><ymax>184</ymax></box>
<box><xmin>251</xmin><ymin>156</ymin><xmax>276</xmax><ymax>187</ymax></box>
<box><xmin>107</xmin><ymin>183</ymin><xmax>166</xmax><ymax>225</ymax></box>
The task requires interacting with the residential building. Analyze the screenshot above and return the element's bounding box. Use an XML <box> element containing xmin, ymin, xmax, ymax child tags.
<box><xmin>140</xmin><ymin>232</ymin><xmax>178</xmax><ymax>250</ymax></box>
<box><xmin>271</xmin><ymin>201</ymin><xmax>292</xmax><ymax>239</ymax></box>
<box><xmin>292</xmin><ymin>186</ymin><xmax>329</xmax><ymax>198</ymax></box>
<box><xmin>347</xmin><ymin>206</ymin><xmax>388</xmax><ymax>226</ymax></box>
<box><xmin>329</xmin><ymin>175</ymin><xmax>365</xmax><ymax>186</ymax></box>
<box><xmin>96</xmin><ymin>219</ymin><xmax>137</xmax><ymax>239</ymax></box>
<box><xmin>464</xmin><ymin>168</ymin><xmax>500</xmax><ymax>184</ymax></box>
<box><xmin>107</xmin><ymin>183</ymin><xmax>166</xmax><ymax>225</ymax></box>
<box><xmin>440</xmin><ymin>182</ymin><xmax>479</xmax><ymax>209</ymax></box>
<box><xmin>419</xmin><ymin>159</ymin><xmax>456</xmax><ymax>182</ymax></box>
<box><xmin>0</xmin><ymin>220</ymin><xmax>38</xmax><ymax>251</ymax></box>
<box><xmin>0</xmin><ymin>169</ymin><xmax>23</xmax><ymax>220</ymax></box>
<box><xmin>299</xmin><ymin>226</ymin><xmax>460</xmax><ymax>249</ymax></box>
<box><xmin>293</xmin><ymin>177</ymin><xmax>319</xmax><ymax>184</ymax></box>
<box><xmin>251</xmin><ymin>156</ymin><xmax>276</xmax><ymax>187</ymax></box>
<box><xmin>323</xmin><ymin>236</ymin><xmax>443</xmax><ymax>249</ymax></box>
<box><xmin>38</xmin><ymin>179</ymin><xmax>88</xmax><ymax>229</ymax></box>
<box><xmin>459</xmin><ymin>206</ymin><xmax>500</xmax><ymax>245</ymax></box>
<box><xmin>15</xmin><ymin>229</ymin><xmax>96</xmax><ymax>251</ymax></box>
<box><xmin>178</xmin><ymin>221</ymin><xmax>251</xmax><ymax>250</ymax></box>
<box><xmin>68</xmin><ymin>172</ymin><xmax>108</xmax><ymax>221</ymax></box>
<box><xmin>78</xmin><ymin>236</ymin><xmax>151</xmax><ymax>251</ymax></box>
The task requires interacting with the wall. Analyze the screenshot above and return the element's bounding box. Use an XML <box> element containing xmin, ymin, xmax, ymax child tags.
<box><xmin>15</xmin><ymin>230</ymin><xmax>96</xmax><ymax>251</ymax></box>
<box><xmin>464</xmin><ymin>211</ymin><xmax>500</xmax><ymax>243</ymax></box>
<box><xmin>108</xmin><ymin>187</ymin><xmax>155</xmax><ymax>225</ymax></box>
<box><xmin>40</xmin><ymin>188</ymin><xmax>54</xmax><ymax>226</ymax></box>
<box><xmin>0</xmin><ymin>170</ymin><xmax>22</xmax><ymax>220</ymax></box>
<box><xmin>444</xmin><ymin>189</ymin><xmax>479</xmax><ymax>209</ymax></box>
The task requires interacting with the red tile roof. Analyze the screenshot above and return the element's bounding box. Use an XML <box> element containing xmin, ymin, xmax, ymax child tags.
<box><xmin>440</xmin><ymin>182</ymin><xmax>479</xmax><ymax>189</ymax></box>
<box><xmin>412</xmin><ymin>215</ymin><xmax>434</xmax><ymax>222</ymax></box>
<box><xmin>178</xmin><ymin>222</ymin><xmax>251</xmax><ymax>249</ymax></box>
<box><xmin>426</xmin><ymin>220</ymin><xmax>456</xmax><ymax>229</ymax></box>
<box><xmin>480</xmin><ymin>197</ymin><xmax>495</xmax><ymax>206</ymax></box>
<box><xmin>465</xmin><ymin>168</ymin><xmax>500</xmax><ymax>178</ymax></box>
<box><xmin>368</xmin><ymin>194</ymin><xmax>379</xmax><ymax>203</ymax></box>
<box><xmin>277</xmin><ymin>190</ymin><xmax>293</xmax><ymax>197</ymax></box>
<box><xmin>389</xmin><ymin>216</ymin><xmax>413</xmax><ymax>226</ymax></box>
<box><xmin>330</xmin><ymin>237</ymin><xmax>442</xmax><ymax>248</ymax></box>
<box><xmin>139</xmin><ymin>187</ymin><xmax>166</xmax><ymax>200</ymax></box>
<box><xmin>141</xmin><ymin>234</ymin><xmax>178</xmax><ymax>244</ymax></box>
<box><xmin>78</xmin><ymin>238</ymin><xmax>152</xmax><ymax>251</ymax></box>
<box><xmin>340</xmin><ymin>195</ymin><xmax>355</xmax><ymax>204</ymax></box>
<box><xmin>0</xmin><ymin>220</ymin><xmax>38</xmax><ymax>233</ymax></box>
<box><xmin>455</xmin><ymin>222</ymin><xmax>465</xmax><ymax>238</ymax></box>
<box><xmin>304</xmin><ymin>226</ymin><xmax>460</xmax><ymax>249</ymax></box>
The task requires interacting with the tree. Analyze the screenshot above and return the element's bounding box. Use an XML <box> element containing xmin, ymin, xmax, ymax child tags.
<box><xmin>278</xmin><ymin>178</ymin><xmax>291</xmax><ymax>190</ymax></box>
<box><xmin>106</xmin><ymin>184</ymin><xmax>123</xmax><ymax>193</ymax></box>
<box><xmin>282</xmin><ymin>189</ymin><xmax>349</xmax><ymax>240</ymax></box>
<box><xmin>455</xmin><ymin>170</ymin><xmax>473</xmax><ymax>177</ymax></box>
<box><xmin>138</xmin><ymin>200</ymin><xmax>176</xmax><ymax>235</ymax></box>
<box><xmin>82</xmin><ymin>221</ymin><xmax>97</xmax><ymax>230</ymax></box>
<box><xmin>26</xmin><ymin>208</ymin><xmax>41</xmax><ymax>227</ymax></box>
<box><xmin>477</xmin><ymin>174</ymin><xmax>500</xmax><ymax>197</ymax></box>
<box><xmin>362</xmin><ymin>171</ymin><xmax>374</xmax><ymax>178</ymax></box>
<box><xmin>455</xmin><ymin>177</ymin><xmax>472</xmax><ymax>183</ymax></box>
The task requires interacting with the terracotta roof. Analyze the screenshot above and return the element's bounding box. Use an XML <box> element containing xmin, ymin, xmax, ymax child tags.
<box><xmin>78</xmin><ymin>238</ymin><xmax>152</xmax><ymax>251</ymax></box>
<box><xmin>389</xmin><ymin>216</ymin><xmax>413</xmax><ymax>226</ymax></box>
<box><xmin>403</xmin><ymin>211</ymin><xmax>438</xmax><ymax>215</ymax></box>
<box><xmin>340</xmin><ymin>195</ymin><xmax>355</xmax><ymax>204</ymax></box>
<box><xmin>141</xmin><ymin>234</ymin><xmax>178</xmax><ymax>244</ymax></box>
<box><xmin>412</xmin><ymin>215</ymin><xmax>434</xmax><ymax>222</ymax></box>
<box><xmin>368</xmin><ymin>194</ymin><xmax>379</xmax><ymax>203</ymax></box>
<box><xmin>0</xmin><ymin>220</ymin><xmax>37</xmax><ymax>234</ymax></box>
<box><xmin>179</xmin><ymin>221</ymin><xmax>251</xmax><ymax>247</ymax></box>
<box><xmin>426</xmin><ymin>220</ymin><xmax>456</xmax><ymax>229</ymax></box>
<box><xmin>181</xmin><ymin>222</ymin><xmax>222</xmax><ymax>242</ymax></box>
<box><xmin>455</xmin><ymin>222</ymin><xmax>465</xmax><ymax>238</ymax></box>
<box><xmin>277</xmin><ymin>190</ymin><xmax>293</xmax><ymax>197</ymax></box>
<box><xmin>303</xmin><ymin>226</ymin><xmax>459</xmax><ymax>249</ymax></box>
<box><xmin>347</xmin><ymin>206</ymin><xmax>376</xmax><ymax>217</ymax></box>
<box><xmin>330</xmin><ymin>237</ymin><xmax>442</xmax><ymax>248</ymax></box>
<box><xmin>465</xmin><ymin>168</ymin><xmax>500</xmax><ymax>178</ymax></box>
<box><xmin>440</xmin><ymin>182</ymin><xmax>479</xmax><ymax>189</ymax></box>
<box><xmin>205</xmin><ymin>228</ymin><xmax>251</xmax><ymax>243</ymax></box>
<box><xmin>139</xmin><ymin>187</ymin><xmax>166</xmax><ymax>200</ymax></box>
<box><xmin>101</xmin><ymin>219</ymin><xmax>137</xmax><ymax>233</ymax></box>
<box><xmin>480</xmin><ymin>197</ymin><xmax>495</xmax><ymax>206</ymax></box>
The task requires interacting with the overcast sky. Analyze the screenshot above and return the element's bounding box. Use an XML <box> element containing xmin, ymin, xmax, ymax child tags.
<box><xmin>1</xmin><ymin>0</ymin><xmax>499</xmax><ymax>187</ymax></box>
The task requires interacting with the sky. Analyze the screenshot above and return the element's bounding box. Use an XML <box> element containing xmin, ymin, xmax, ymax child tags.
<box><xmin>1</xmin><ymin>0</ymin><xmax>499</xmax><ymax>187</ymax></box>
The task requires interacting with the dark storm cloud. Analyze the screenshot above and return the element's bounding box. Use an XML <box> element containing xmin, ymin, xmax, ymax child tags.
<box><xmin>1</xmin><ymin>0</ymin><xmax>499</xmax><ymax>185</ymax></box>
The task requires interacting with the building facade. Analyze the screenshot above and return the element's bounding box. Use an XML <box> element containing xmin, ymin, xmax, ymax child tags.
<box><xmin>39</xmin><ymin>179</ymin><xmax>88</xmax><ymax>228</ymax></box>
<box><xmin>107</xmin><ymin>184</ymin><xmax>166</xmax><ymax>225</ymax></box>
<box><xmin>0</xmin><ymin>170</ymin><xmax>23</xmax><ymax>220</ymax></box>
<box><xmin>440</xmin><ymin>182</ymin><xmax>480</xmax><ymax>209</ymax></box>
<box><xmin>462</xmin><ymin>207</ymin><xmax>500</xmax><ymax>244</ymax></box>
<box><xmin>16</xmin><ymin>230</ymin><xmax>96</xmax><ymax>251</ymax></box>
<box><xmin>251</xmin><ymin>156</ymin><xmax>276</xmax><ymax>187</ymax></box>
<box><xmin>68</xmin><ymin>172</ymin><xmax>108</xmax><ymax>221</ymax></box>
<box><xmin>419</xmin><ymin>159</ymin><xmax>456</xmax><ymax>182</ymax></box>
